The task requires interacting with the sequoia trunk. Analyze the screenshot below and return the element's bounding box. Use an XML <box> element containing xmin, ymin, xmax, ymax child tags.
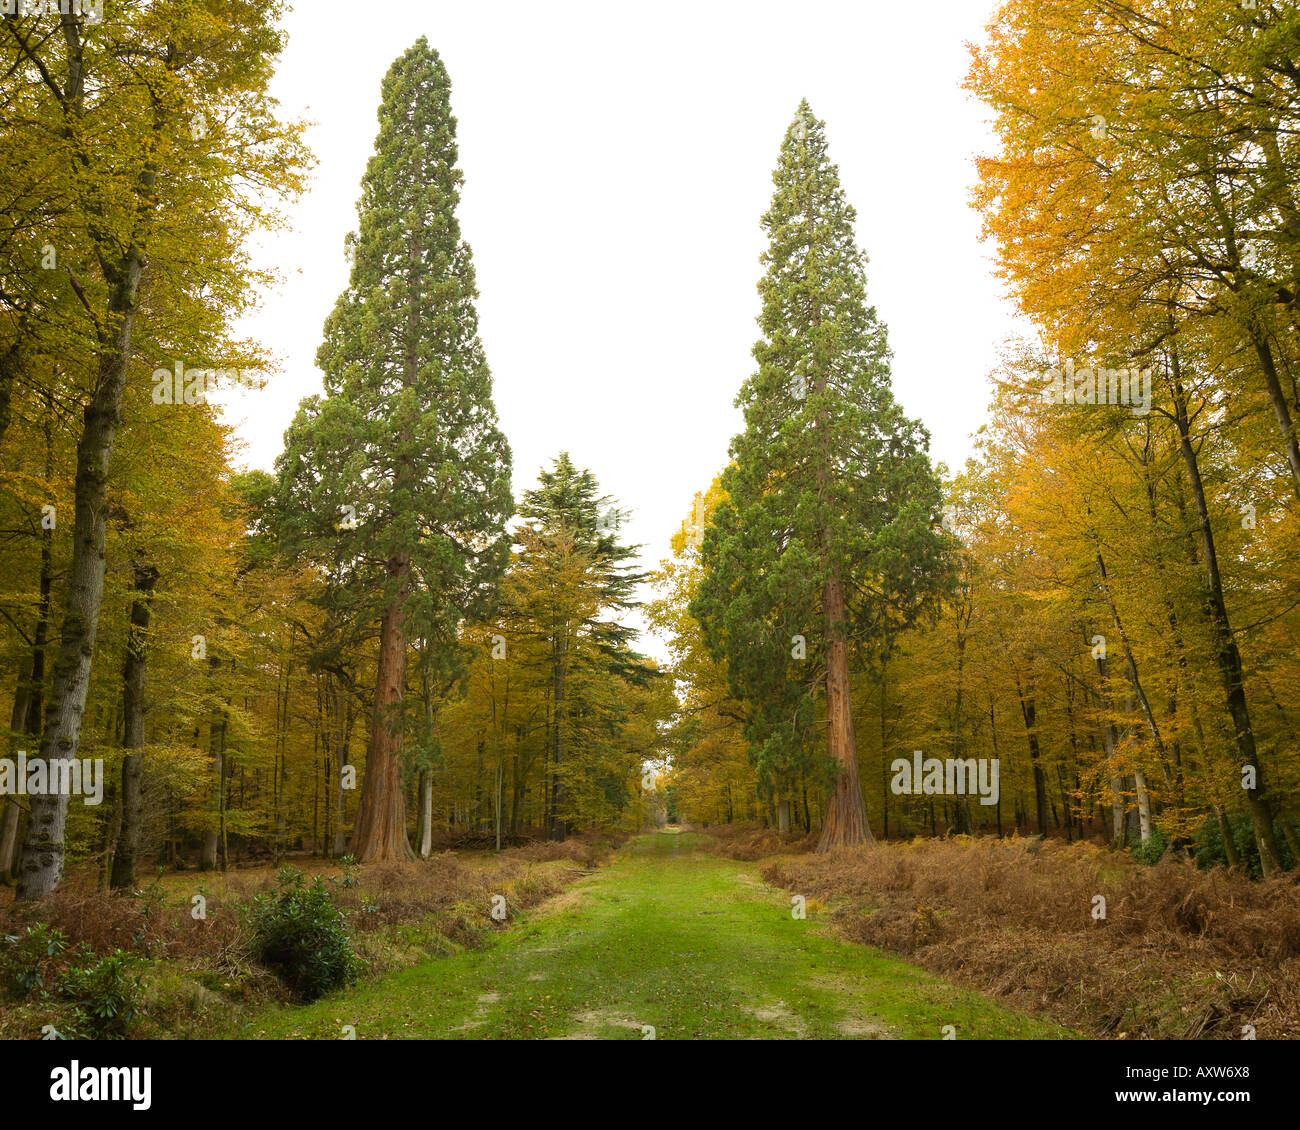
<box><xmin>816</xmin><ymin>573</ymin><xmax>872</xmax><ymax>851</ymax></box>
<box><xmin>350</xmin><ymin>558</ymin><xmax>416</xmax><ymax>862</ymax></box>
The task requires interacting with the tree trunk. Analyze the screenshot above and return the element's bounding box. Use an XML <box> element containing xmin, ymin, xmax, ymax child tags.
<box><xmin>334</xmin><ymin>696</ymin><xmax>352</xmax><ymax>857</ymax></box>
<box><xmin>418</xmin><ymin>769</ymin><xmax>433</xmax><ymax>858</ymax></box>
<box><xmin>350</xmin><ymin>559</ymin><xmax>416</xmax><ymax>862</ymax></box>
<box><xmin>0</xmin><ymin>658</ymin><xmax>34</xmax><ymax>883</ymax></box>
<box><xmin>5</xmin><ymin>531</ymin><xmax>54</xmax><ymax>884</ymax></box>
<box><xmin>880</xmin><ymin>667</ymin><xmax>889</xmax><ymax>840</ymax></box>
<box><xmin>509</xmin><ymin>734</ymin><xmax>523</xmax><ymax>837</ymax></box>
<box><xmin>1281</xmin><ymin>818</ymin><xmax>1300</xmax><ymax>866</ymax></box>
<box><xmin>16</xmin><ymin>252</ymin><xmax>145</xmax><ymax>901</ymax></box>
<box><xmin>1215</xmin><ymin>806</ymin><xmax>1241</xmax><ymax>868</ymax></box>
<box><xmin>1093</xmin><ymin>650</ymin><xmax>1127</xmax><ymax>846</ymax></box>
<box><xmin>1134</xmin><ymin>770</ymin><xmax>1152</xmax><ymax>845</ymax></box>
<box><xmin>547</xmin><ymin>629</ymin><xmax>568</xmax><ymax>841</ymax></box>
<box><xmin>201</xmin><ymin>712</ymin><xmax>225</xmax><ymax>871</ymax></box>
<box><xmin>816</xmin><ymin>573</ymin><xmax>873</xmax><ymax>851</ymax></box>
<box><xmin>1014</xmin><ymin>672</ymin><xmax>1049</xmax><ymax>836</ymax></box>
<box><xmin>0</xmin><ymin>798</ymin><xmax>19</xmax><ymax>885</ymax></box>
<box><xmin>1170</xmin><ymin>350</ymin><xmax>1285</xmax><ymax>874</ymax></box>
<box><xmin>988</xmin><ymin>693</ymin><xmax>1004</xmax><ymax>837</ymax></box>
<box><xmin>110</xmin><ymin>562</ymin><xmax>158</xmax><ymax>890</ymax></box>
<box><xmin>1251</xmin><ymin>332</ymin><xmax>1300</xmax><ymax>498</ymax></box>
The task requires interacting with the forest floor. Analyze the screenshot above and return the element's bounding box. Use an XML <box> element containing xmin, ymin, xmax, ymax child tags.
<box><xmin>231</xmin><ymin>830</ymin><xmax>1071</xmax><ymax>1039</ymax></box>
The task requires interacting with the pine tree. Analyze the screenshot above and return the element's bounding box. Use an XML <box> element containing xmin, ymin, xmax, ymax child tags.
<box><xmin>275</xmin><ymin>39</ymin><xmax>513</xmax><ymax>862</ymax></box>
<box><xmin>691</xmin><ymin>102</ymin><xmax>953</xmax><ymax>851</ymax></box>
<box><xmin>515</xmin><ymin>453</ymin><xmax>654</xmax><ymax>839</ymax></box>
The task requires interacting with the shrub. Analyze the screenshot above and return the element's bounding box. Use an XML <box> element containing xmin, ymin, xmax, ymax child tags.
<box><xmin>1193</xmin><ymin>812</ymin><xmax>1297</xmax><ymax>878</ymax></box>
<box><xmin>59</xmin><ymin>948</ymin><xmax>144</xmax><ymax>1039</ymax></box>
<box><xmin>248</xmin><ymin>867</ymin><xmax>359</xmax><ymax>1001</ymax></box>
<box><xmin>0</xmin><ymin>923</ymin><xmax>66</xmax><ymax>999</ymax></box>
<box><xmin>1130</xmin><ymin>824</ymin><xmax>1170</xmax><ymax>866</ymax></box>
<box><xmin>336</xmin><ymin>855</ymin><xmax>361</xmax><ymax>889</ymax></box>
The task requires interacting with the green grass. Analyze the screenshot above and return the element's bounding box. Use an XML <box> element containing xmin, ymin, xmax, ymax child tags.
<box><xmin>229</xmin><ymin>832</ymin><xmax>1075</xmax><ymax>1040</ymax></box>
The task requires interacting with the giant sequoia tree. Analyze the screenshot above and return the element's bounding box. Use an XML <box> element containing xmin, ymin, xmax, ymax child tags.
<box><xmin>692</xmin><ymin>103</ymin><xmax>952</xmax><ymax>851</ymax></box>
<box><xmin>276</xmin><ymin>39</ymin><xmax>513</xmax><ymax>862</ymax></box>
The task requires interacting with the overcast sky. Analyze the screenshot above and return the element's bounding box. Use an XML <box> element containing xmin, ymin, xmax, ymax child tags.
<box><xmin>226</xmin><ymin>0</ymin><xmax>1025</xmax><ymax>659</ymax></box>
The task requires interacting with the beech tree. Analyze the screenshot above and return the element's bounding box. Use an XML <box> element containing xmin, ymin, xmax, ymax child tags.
<box><xmin>968</xmin><ymin>0</ymin><xmax>1300</xmax><ymax>873</ymax></box>
<box><xmin>275</xmin><ymin>39</ymin><xmax>513</xmax><ymax>862</ymax></box>
<box><xmin>6</xmin><ymin>0</ymin><xmax>307</xmax><ymax>900</ymax></box>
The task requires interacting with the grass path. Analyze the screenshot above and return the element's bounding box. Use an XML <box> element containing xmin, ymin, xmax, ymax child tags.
<box><xmin>235</xmin><ymin>831</ymin><xmax>1073</xmax><ymax>1040</ymax></box>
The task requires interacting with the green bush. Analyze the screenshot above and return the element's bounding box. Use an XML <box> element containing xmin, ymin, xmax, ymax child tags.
<box><xmin>336</xmin><ymin>855</ymin><xmax>361</xmax><ymax>889</ymax></box>
<box><xmin>249</xmin><ymin>866</ymin><xmax>359</xmax><ymax>1001</ymax></box>
<box><xmin>0</xmin><ymin>923</ymin><xmax>66</xmax><ymax>999</ymax></box>
<box><xmin>1130</xmin><ymin>824</ymin><xmax>1170</xmax><ymax>866</ymax></box>
<box><xmin>58</xmin><ymin>948</ymin><xmax>144</xmax><ymax>1039</ymax></box>
<box><xmin>1193</xmin><ymin>811</ymin><xmax>1297</xmax><ymax>878</ymax></box>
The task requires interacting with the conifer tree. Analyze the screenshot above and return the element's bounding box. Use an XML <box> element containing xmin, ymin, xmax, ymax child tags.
<box><xmin>276</xmin><ymin>39</ymin><xmax>513</xmax><ymax>862</ymax></box>
<box><xmin>692</xmin><ymin>102</ymin><xmax>952</xmax><ymax>851</ymax></box>
<box><xmin>516</xmin><ymin>454</ymin><xmax>653</xmax><ymax>839</ymax></box>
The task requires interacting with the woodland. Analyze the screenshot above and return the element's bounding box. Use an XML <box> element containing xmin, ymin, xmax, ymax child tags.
<box><xmin>0</xmin><ymin>0</ymin><xmax>1297</xmax><ymax>1044</ymax></box>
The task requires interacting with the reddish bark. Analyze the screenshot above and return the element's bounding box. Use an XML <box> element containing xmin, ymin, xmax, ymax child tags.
<box><xmin>349</xmin><ymin>558</ymin><xmax>416</xmax><ymax>862</ymax></box>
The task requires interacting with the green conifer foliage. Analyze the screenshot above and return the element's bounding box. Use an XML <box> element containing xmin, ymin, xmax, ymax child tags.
<box><xmin>276</xmin><ymin>40</ymin><xmax>513</xmax><ymax>861</ymax></box>
<box><xmin>691</xmin><ymin>102</ymin><xmax>952</xmax><ymax>850</ymax></box>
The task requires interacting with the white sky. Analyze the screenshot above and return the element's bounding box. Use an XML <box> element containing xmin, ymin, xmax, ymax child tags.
<box><xmin>226</xmin><ymin>0</ymin><xmax>1025</xmax><ymax>661</ymax></box>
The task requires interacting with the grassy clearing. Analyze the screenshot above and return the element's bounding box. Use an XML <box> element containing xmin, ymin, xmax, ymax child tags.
<box><xmin>234</xmin><ymin>831</ymin><xmax>1071</xmax><ymax>1040</ymax></box>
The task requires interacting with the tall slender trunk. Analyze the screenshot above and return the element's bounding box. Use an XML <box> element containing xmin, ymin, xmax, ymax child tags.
<box><xmin>110</xmin><ymin>562</ymin><xmax>158</xmax><ymax>890</ymax></box>
<box><xmin>952</xmin><ymin>605</ymin><xmax>969</xmax><ymax>834</ymax></box>
<box><xmin>1169</xmin><ymin>344</ymin><xmax>1284</xmax><ymax>874</ymax></box>
<box><xmin>0</xmin><ymin>332</ymin><xmax>28</xmax><ymax>454</ymax></box>
<box><xmin>509</xmin><ymin>732</ymin><xmax>523</xmax><ymax>837</ymax></box>
<box><xmin>1092</xmin><ymin>549</ymin><xmax>1164</xmax><ymax>847</ymax></box>
<box><xmin>1137</xmin><ymin>431</ymin><xmax>1190</xmax><ymax>837</ymax></box>
<box><xmin>1250</xmin><ymin>331</ymin><xmax>1300</xmax><ymax>498</ymax></box>
<box><xmin>4</xmin><ymin>409</ymin><xmax>56</xmax><ymax>882</ymax></box>
<box><xmin>0</xmin><ymin>803</ymin><xmax>19</xmax><ymax>885</ymax></box>
<box><xmin>988</xmin><ymin>692</ymin><xmax>1004</xmax><ymax>837</ymax></box>
<box><xmin>1092</xmin><ymin>648</ymin><xmax>1127</xmax><ymax>846</ymax></box>
<box><xmin>1134</xmin><ymin>768</ymin><xmax>1152</xmax><ymax>845</ymax></box>
<box><xmin>548</xmin><ymin>629</ymin><xmax>567</xmax><ymax>842</ymax></box>
<box><xmin>0</xmin><ymin>659</ymin><xmax>34</xmax><ymax>882</ymax></box>
<box><xmin>349</xmin><ymin>558</ymin><xmax>416</xmax><ymax>862</ymax></box>
<box><xmin>16</xmin><ymin>252</ymin><xmax>146</xmax><ymax>900</ymax></box>
<box><xmin>816</xmin><ymin>573</ymin><xmax>872</xmax><ymax>850</ymax></box>
<box><xmin>1013</xmin><ymin>670</ymin><xmax>1049</xmax><ymax>836</ymax></box>
<box><xmin>418</xmin><ymin>769</ymin><xmax>433</xmax><ymax>858</ymax></box>
<box><xmin>320</xmin><ymin>679</ymin><xmax>332</xmax><ymax>856</ymax></box>
<box><xmin>880</xmin><ymin>664</ymin><xmax>889</xmax><ymax>840</ymax></box>
<box><xmin>1216</xmin><ymin>806</ymin><xmax>1241</xmax><ymax>869</ymax></box>
<box><xmin>200</xmin><ymin>712</ymin><xmax>227</xmax><ymax>871</ymax></box>
<box><xmin>334</xmin><ymin>694</ymin><xmax>352</xmax><ymax>857</ymax></box>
